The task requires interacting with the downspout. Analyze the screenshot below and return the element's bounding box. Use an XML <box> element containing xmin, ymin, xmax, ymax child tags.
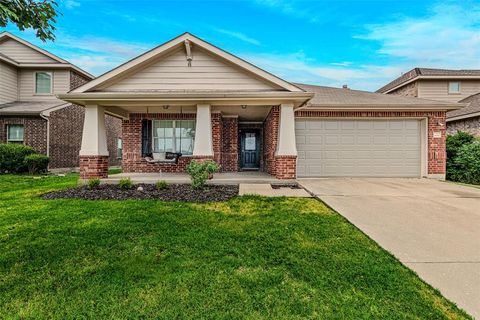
<box><xmin>39</xmin><ymin>111</ymin><xmax>50</xmax><ymax>163</ymax></box>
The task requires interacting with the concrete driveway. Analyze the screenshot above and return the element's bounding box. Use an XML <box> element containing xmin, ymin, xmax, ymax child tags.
<box><xmin>298</xmin><ymin>178</ymin><xmax>480</xmax><ymax>318</ymax></box>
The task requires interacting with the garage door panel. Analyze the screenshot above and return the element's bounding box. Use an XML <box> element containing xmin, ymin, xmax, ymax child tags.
<box><xmin>295</xmin><ymin>119</ymin><xmax>421</xmax><ymax>177</ymax></box>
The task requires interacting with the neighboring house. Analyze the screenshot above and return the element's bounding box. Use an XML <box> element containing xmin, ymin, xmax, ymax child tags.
<box><xmin>377</xmin><ymin>68</ymin><xmax>480</xmax><ymax>136</ymax></box>
<box><xmin>0</xmin><ymin>32</ymin><xmax>122</xmax><ymax>169</ymax></box>
<box><xmin>59</xmin><ymin>33</ymin><xmax>459</xmax><ymax>180</ymax></box>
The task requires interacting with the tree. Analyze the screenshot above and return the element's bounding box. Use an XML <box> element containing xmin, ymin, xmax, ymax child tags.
<box><xmin>0</xmin><ymin>0</ymin><xmax>59</xmax><ymax>41</ymax></box>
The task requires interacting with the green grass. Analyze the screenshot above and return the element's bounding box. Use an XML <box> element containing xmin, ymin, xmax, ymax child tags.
<box><xmin>0</xmin><ymin>175</ymin><xmax>471</xmax><ymax>319</ymax></box>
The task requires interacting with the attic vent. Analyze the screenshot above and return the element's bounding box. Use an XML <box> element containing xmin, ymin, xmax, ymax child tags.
<box><xmin>342</xmin><ymin>84</ymin><xmax>349</xmax><ymax>89</ymax></box>
<box><xmin>184</xmin><ymin>40</ymin><xmax>192</xmax><ymax>67</ymax></box>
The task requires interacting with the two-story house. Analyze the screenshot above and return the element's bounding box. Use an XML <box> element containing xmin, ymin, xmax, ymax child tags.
<box><xmin>0</xmin><ymin>32</ymin><xmax>122</xmax><ymax>169</ymax></box>
<box><xmin>377</xmin><ymin>68</ymin><xmax>480</xmax><ymax>136</ymax></box>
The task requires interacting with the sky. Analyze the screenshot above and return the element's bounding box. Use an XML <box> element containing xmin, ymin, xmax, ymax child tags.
<box><xmin>2</xmin><ymin>0</ymin><xmax>480</xmax><ymax>91</ymax></box>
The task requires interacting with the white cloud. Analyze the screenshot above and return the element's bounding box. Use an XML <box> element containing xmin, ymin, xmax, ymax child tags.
<box><xmin>356</xmin><ymin>3</ymin><xmax>480</xmax><ymax>68</ymax></box>
<box><xmin>242</xmin><ymin>52</ymin><xmax>404</xmax><ymax>91</ymax></box>
<box><xmin>213</xmin><ymin>28</ymin><xmax>261</xmax><ymax>46</ymax></box>
<box><xmin>64</xmin><ymin>0</ymin><xmax>80</xmax><ymax>9</ymax></box>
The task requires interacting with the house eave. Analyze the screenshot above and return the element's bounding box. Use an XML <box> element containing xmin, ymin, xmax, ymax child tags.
<box><xmin>446</xmin><ymin>111</ymin><xmax>480</xmax><ymax>122</ymax></box>
<box><xmin>58</xmin><ymin>91</ymin><xmax>314</xmax><ymax>107</ymax></box>
<box><xmin>381</xmin><ymin>75</ymin><xmax>480</xmax><ymax>94</ymax></box>
<box><xmin>302</xmin><ymin>103</ymin><xmax>462</xmax><ymax>111</ymax></box>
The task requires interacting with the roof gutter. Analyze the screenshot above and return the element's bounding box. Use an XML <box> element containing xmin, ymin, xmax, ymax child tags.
<box><xmin>39</xmin><ymin>110</ymin><xmax>50</xmax><ymax>159</ymax></box>
<box><xmin>446</xmin><ymin>111</ymin><xmax>480</xmax><ymax>122</ymax></box>
<box><xmin>301</xmin><ymin>103</ymin><xmax>463</xmax><ymax>111</ymax></box>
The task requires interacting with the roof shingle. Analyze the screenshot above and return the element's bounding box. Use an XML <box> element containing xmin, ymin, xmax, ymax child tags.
<box><xmin>377</xmin><ymin>68</ymin><xmax>480</xmax><ymax>93</ymax></box>
<box><xmin>296</xmin><ymin>83</ymin><xmax>459</xmax><ymax>108</ymax></box>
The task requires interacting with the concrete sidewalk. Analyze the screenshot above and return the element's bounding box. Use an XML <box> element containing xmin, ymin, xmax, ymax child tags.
<box><xmin>299</xmin><ymin>178</ymin><xmax>480</xmax><ymax>318</ymax></box>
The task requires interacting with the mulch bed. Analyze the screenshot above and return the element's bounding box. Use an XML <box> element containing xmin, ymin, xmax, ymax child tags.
<box><xmin>42</xmin><ymin>184</ymin><xmax>239</xmax><ymax>202</ymax></box>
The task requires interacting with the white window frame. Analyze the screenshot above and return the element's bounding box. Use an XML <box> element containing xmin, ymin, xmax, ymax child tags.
<box><xmin>448</xmin><ymin>81</ymin><xmax>460</xmax><ymax>94</ymax></box>
<box><xmin>7</xmin><ymin>124</ymin><xmax>24</xmax><ymax>144</ymax></box>
<box><xmin>152</xmin><ymin>120</ymin><xmax>195</xmax><ymax>155</ymax></box>
<box><xmin>34</xmin><ymin>71</ymin><xmax>53</xmax><ymax>95</ymax></box>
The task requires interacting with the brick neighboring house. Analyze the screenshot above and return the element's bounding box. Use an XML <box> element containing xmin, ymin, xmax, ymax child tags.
<box><xmin>377</xmin><ymin>68</ymin><xmax>480</xmax><ymax>136</ymax></box>
<box><xmin>0</xmin><ymin>32</ymin><xmax>122</xmax><ymax>169</ymax></box>
<box><xmin>58</xmin><ymin>33</ymin><xmax>460</xmax><ymax>180</ymax></box>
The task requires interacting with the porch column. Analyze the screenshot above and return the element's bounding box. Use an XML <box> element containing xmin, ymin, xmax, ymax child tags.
<box><xmin>275</xmin><ymin>103</ymin><xmax>297</xmax><ymax>179</ymax></box>
<box><xmin>193</xmin><ymin>104</ymin><xmax>214</xmax><ymax>157</ymax></box>
<box><xmin>79</xmin><ymin>104</ymin><xmax>109</xmax><ymax>179</ymax></box>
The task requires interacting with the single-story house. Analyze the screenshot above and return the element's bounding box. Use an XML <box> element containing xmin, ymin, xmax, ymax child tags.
<box><xmin>58</xmin><ymin>33</ymin><xmax>460</xmax><ymax>180</ymax></box>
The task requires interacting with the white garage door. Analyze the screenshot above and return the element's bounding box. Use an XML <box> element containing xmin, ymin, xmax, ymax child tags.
<box><xmin>295</xmin><ymin>119</ymin><xmax>422</xmax><ymax>177</ymax></box>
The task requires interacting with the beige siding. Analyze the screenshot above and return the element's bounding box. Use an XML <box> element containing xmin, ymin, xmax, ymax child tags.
<box><xmin>0</xmin><ymin>38</ymin><xmax>57</xmax><ymax>63</ymax></box>
<box><xmin>18</xmin><ymin>69</ymin><xmax>70</xmax><ymax>101</ymax></box>
<box><xmin>0</xmin><ymin>61</ymin><xmax>18</xmax><ymax>104</ymax></box>
<box><xmin>104</xmin><ymin>47</ymin><xmax>281</xmax><ymax>91</ymax></box>
<box><xmin>418</xmin><ymin>80</ymin><xmax>480</xmax><ymax>102</ymax></box>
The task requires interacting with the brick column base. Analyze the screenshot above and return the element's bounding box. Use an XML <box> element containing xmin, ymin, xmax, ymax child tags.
<box><xmin>275</xmin><ymin>155</ymin><xmax>296</xmax><ymax>179</ymax></box>
<box><xmin>80</xmin><ymin>155</ymin><xmax>109</xmax><ymax>179</ymax></box>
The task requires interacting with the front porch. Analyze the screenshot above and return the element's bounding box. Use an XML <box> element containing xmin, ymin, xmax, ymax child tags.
<box><xmin>101</xmin><ymin>171</ymin><xmax>294</xmax><ymax>185</ymax></box>
<box><xmin>75</xmin><ymin>102</ymin><xmax>304</xmax><ymax>181</ymax></box>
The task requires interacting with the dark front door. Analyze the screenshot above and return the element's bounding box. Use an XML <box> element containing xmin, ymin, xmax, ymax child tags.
<box><xmin>241</xmin><ymin>130</ymin><xmax>260</xmax><ymax>170</ymax></box>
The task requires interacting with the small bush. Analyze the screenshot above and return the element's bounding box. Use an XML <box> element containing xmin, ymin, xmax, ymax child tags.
<box><xmin>119</xmin><ymin>177</ymin><xmax>133</xmax><ymax>190</ymax></box>
<box><xmin>449</xmin><ymin>141</ymin><xmax>480</xmax><ymax>184</ymax></box>
<box><xmin>24</xmin><ymin>154</ymin><xmax>49</xmax><ymax>174</ymax></box>
<box><xmin>446</xmin><ymin>132</ymin><xmax>477</xmax><ymax>181</ymax></box>
<box><xmin>0</xmin><ymin>144</ymin><xmax>36</xmax><ymax>173</ymax></box>
<box><xmin>186</xmin><ymin>160</ymin><xmax>220</xmax><ymax>189</ymax></box>
<box><xmin>87</xmin><ymin>178</ymin><xmax>101</xmax><ymax>190</ymax></box>
<box><xmin>156</xmin><ymin>180</ymin><xmax>168</xmax><ymax>190</ymax></box>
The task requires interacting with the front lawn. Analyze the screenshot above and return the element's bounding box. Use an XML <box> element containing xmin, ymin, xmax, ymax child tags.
<box><xmin>0</xmin><ymin>175</ymin><xmax>470</xmax><ymax>319</ymax></box>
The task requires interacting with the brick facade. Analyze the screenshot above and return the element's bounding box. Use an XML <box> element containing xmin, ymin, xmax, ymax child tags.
<box><xmin>275</xmin><ymin>156</ymin><xmax>297</xmax><ymax>179</ymax></box>
<box><xmin>447</xmin><ymin>116</ymin><xmax>480</xmax><ymax>136</ymax></box>
<box><xmin>79</xmin><ymin>155</ymin><xmax>109</xmax><ymax>179</ymax></box>
<box><xmin>263</xmin><ymin>106</ymin><xmax>279</xmax><ymax>176</ymax></box>
<box><xmin>296</xmin><ymin>110</ymin><xmax>447</xmax><ymax>176</ymax></box>
<box><xmin>388</xmin><ymin>81</ymin><xmax>418</xmax><ymax>97</ymax></box>
<box><xmin>48</xmin><ymin>104</ymin><xmax>122</xmax><ymax>168</ymax></box>
<box><xmin>0</xmin><ymin>116</ymin><xmax>47</xmax><ymax>154</ymax></box>
<box><xmin>122</xmin><ymin>113</ymin><xmax>215</xmax><ymax>173</ymax></box>
<box><xmin>221</xmin><ymin>117</ymin><xmax>239</xmax><ymax>172</ymax></box>
<box><xmin>211</xmin><ymin>112</ymin><xmax>223</xmax><ymax>166</ymax></box>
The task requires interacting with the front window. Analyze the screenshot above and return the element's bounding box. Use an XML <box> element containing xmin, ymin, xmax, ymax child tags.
<box><xmin>7</xmin><ymin>125</ymin><xmax>24</xmax><ymax>144</ymax></box>
<box><xmin>153</xmin><ymin>120</ymin><xmax>195</xmax><ymax>155</ymax></box>
<box><xmin>448</xmin><ymin>82</ymin><xmax>460</xmax><ymax>94</ymax></box>
<box><xmin>35</xmin><ymin>72</ymin><xmax>52</xmax><ymax>94</ymax></box>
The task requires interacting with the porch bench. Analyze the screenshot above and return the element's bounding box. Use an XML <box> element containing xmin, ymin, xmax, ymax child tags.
<box><xmin>144</xmin><ymin>152</ymin><xmax>182</xmax><ymax>164</ymax></box>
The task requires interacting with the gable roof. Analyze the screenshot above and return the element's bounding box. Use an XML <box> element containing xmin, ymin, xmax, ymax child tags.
<box><xmin>296</xmin><ymin>83</ymin><xmax>461</xmax><ymax>110</ymax></box>
<box><xmin>71</xmin><ymin>32</ymin><xmax>303</xmax><ymax>93</ymax></box>
<box><xmin>447</xmin><ymin>93</ymin><xmax>480</xmax><ymax>121</ymax></box>
<box><xmin>0</xmin><ymin>32</ymin><xmax>93</xmax><ymax>79</ymax></box>
<box><xmin>377</xmin><ymin>68</ymin><xmax>480</xmax><ymax>94</ymax></box>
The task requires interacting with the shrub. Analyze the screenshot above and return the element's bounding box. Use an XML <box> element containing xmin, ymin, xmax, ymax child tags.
<box><xmin>24</xmin><ymin>154</ymin><xmax>49</xmax><ymax>174</ymax></box>
<box><xmin>0</xmin><ymin>144</ymin><xmax>36</xmax><ymax>173</ymax></box>
<box><xmin>449</xmin><ymin>141</ymin><xmax>480</xmax><ymax>184</ymax></box>
<box><xmin>87</xmin><ymin>178</ymin><xmax>101</xmax><ymax>190</ymax></box>
<box><xmin>119</xmin><ymin>177</ymin><xmax>133</xmax><ymax>190</ymax></box>
<box><xmin>186</xmin><ymin>160</ymin><xmax>220</xmax><ymax>189</ymax></box>
<box><xmin>446</xmin><ymin>132</ymin><xmax>476</xmax><ymax>181</ymax></box>
<box><xmin>156</xmin><ymin>180</ymin><xmax>168</xmax><ymax>190</ymax></box>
